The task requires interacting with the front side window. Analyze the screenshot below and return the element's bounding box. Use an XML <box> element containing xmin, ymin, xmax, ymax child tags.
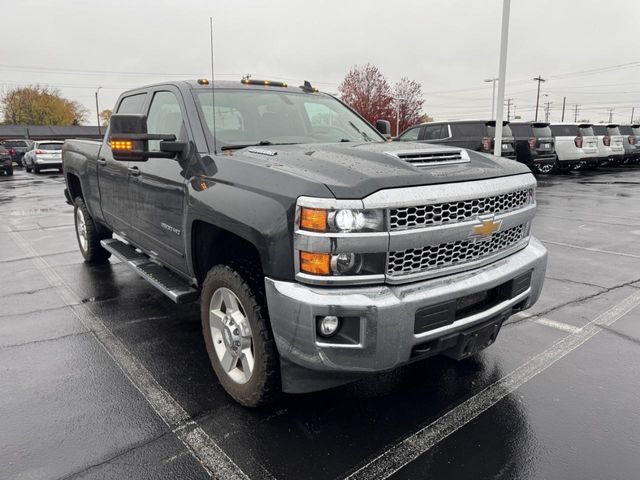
<box><xmin>194</xmin><ymin>89</ymin><xmax>384</xmax><ymax>148</ymax></box>
<box><xmin>423</xmin><ymin>124</ymin><xmax>446</xmax><ymax>140</ymax></box>
<box><xmin>398</xmin><ymin>127</ymin><xmax>420</xmax><ymax>141</ymax></box>
<box><xmin>146</xmin><ymin>91</ymin><xmax>185</xmax><ymax>152</ymax></box>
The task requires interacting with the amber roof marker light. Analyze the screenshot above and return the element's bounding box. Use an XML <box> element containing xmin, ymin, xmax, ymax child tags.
<box><xmin>240</xmin><ymin>78</ymin><xmax>288</xmax><ymax>88</ymax></box>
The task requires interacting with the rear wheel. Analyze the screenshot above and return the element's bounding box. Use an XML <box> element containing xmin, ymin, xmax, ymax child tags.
<box><xmin>535</xmin><ymin>163</ymin><xmax>554</xmax><ymax>174</ymax></box>
<box><xmin>25</xmin><ymin>162</ymin><xmax>31</xmax><ymax>173</ymax></box>
<box><xmin>6</xmin><ymin>166</ymin><xmax>13</xmax><ymax>176</ymax></box>
<box><xmin>33</xmin><ymin>164</ymin><xmax>40</xmax><ymax>174</ymax></box>
<box><xmin>73</xmin><ymin>197</ymin><xmax>111</xmax><ymax>263</ymax></box>
<box><xmin>201</xmin><ymin>263</ymin><xmax>281</xmax><ymax>407</ymax></box>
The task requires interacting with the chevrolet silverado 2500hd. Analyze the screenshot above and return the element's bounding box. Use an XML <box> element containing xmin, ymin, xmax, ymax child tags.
<box><xmin>62</xmin><ymin>79</ymin><xmax>547</xmax><ymax>406</ymax></box>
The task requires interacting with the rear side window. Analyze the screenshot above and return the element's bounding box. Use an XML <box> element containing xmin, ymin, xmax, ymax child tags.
<box><xmin>592</xmin><ymin>125</ymin><xmax>607</xmax><ymax>135</ymax></box>
<box><xmin>579</xmin><ymin>126</ymin><xmax>594</xmax><ymax>136</ymax></box>
<box><xmin>450</xmin><ymin>123</ymin><xmax>484</xmax><ymax>138</ymax></box>
<box><xmin>423</xmin><ymin>124</ymin><xmax>447</xmax><ymax>140</ymax></box>
<box><xmin>551</xmin><ymin>125</ymin><xmax>579</xmax><ymax>136</ymax></box>
<box><xmin>619</xmin><ymin>126</ymin><xmax>633</xmax><ymax>135</ymax></box>
<box><xmin>398</xmin><ymin>126</ymin><xmax>420</xmax><ymax>141</ymax></box>
<box><xmin>117</xmin><ymin>93</ymin><xmax>147</xmax><ymax>114</ymax></box>
<box><xmin>37</xmin><ymin>143</ymin><xmax>63</xmax><ymax>150</ymax></box>
<box><xmin>509</xmin><ymin>124</ymin><xmax>532</xmax><ymax>138</ymax></box>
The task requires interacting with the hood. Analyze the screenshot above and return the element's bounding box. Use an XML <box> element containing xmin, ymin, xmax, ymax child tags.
<box><xmin>230</xmin><ymin>141</ymin><xmax>530</xmax><ymax>199</ymax></box>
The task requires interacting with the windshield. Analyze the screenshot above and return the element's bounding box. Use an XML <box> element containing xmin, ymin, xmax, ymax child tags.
<box><xmin>194</xmin><ymin>89</ymin><xmax>384</xmax><ymax>148</ymax></box>
<box><xmin>579</xmin><ymin>126</ymin><xmax>594</xmax><ymax>136</ymax></box>
<box><xmin>486</xmin><ymin>124</ymin><xmax>513</xmax><ymax>138</ymax></box>
<box><xmin>4</xmin><ymin>140</ymin><xmax>27</xmax><ymax>147</ymax></box>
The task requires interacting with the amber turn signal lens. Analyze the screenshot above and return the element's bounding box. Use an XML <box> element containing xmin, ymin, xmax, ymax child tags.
<box><xmin>300</xmin><ymin>208</ymin><xmax>327</xmax><ymax>232</ymax></box>
<box><xmin>300</xmin><ymin>251</ymin><xmax>330</xmax><ymax>276</ymax></box>
<box><xmin>110</xmin><ymin>139</ymin><xmax>134</xmax><ymax>151</ymax></box>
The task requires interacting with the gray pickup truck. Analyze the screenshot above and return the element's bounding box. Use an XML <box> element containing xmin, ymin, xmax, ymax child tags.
<box><xmin>62</xmin><ymin>78</ymin><xmax>547</xmax><ymax>406</ymax></box>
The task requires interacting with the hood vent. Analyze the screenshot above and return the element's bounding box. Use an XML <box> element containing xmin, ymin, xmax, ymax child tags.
<box><xmin>387</xmin><ymin>149</ymin><xmax>470</xmax><ymax>167</ymax></box>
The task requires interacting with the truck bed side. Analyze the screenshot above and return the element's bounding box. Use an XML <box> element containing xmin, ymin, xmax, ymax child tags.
<box><xmin>62</xmin><ymin>139</ymin><xmax>104</xmax><ymax>223</ymax></box>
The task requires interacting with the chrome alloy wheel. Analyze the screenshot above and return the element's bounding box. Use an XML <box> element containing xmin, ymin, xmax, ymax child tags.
<box><xmin>209</xmin><ymin>287</ymin><xmax>255</xmax><ymax>384</ymax></box>
<box><xmin>537</xmin><ymin>163</ymin><xmax>554</xmax><ymax>174</ymax></box>
<box><xmin>75</xmin><ymin>207</ymin><xmax>88</xmax><ymax>251</ymax></box>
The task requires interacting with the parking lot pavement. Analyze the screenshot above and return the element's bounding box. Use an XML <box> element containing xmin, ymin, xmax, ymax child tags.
<box><xmin>1</xmin><ymin>166</ymin><xmax>639</xmax><ymax>480</ymax></box>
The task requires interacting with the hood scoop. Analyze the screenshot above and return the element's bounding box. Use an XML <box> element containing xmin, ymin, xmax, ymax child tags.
<box><xmin>387</xmin><ymin>149</ymin><xmax>470</xmax><ymax>167</ymax></box>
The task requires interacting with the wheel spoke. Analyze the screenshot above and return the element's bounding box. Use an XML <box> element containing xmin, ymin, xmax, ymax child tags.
<box><xmin>209</xmin><ymin>309</ymin><xmax>226</xmax><ymax>331</ymax></box>
<box><xmin>222</xmin><ymin>289</ymin><xmax>240</xmax><ymax>313</ymax></box>
<box><xmin>220</xmin><ymin>350</ymin><xmax>236</xmax><ymax>373</ymax></box>
<box><xmin>240</xmin><ymin>348</ymin><xmax>254</xmax><ymax>378</ymax></box>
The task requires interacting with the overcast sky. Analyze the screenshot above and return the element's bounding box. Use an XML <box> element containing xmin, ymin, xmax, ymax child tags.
<box><xmin>2</xmin><ymin>0</ymin><xmax>639</xmax><ymax>125</ymax></box>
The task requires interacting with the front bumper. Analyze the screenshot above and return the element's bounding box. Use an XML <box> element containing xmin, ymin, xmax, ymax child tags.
<box><xmin>265</xmin><ymin>237</ymin><xmax>547</xmax><ymax>393</ymax></box>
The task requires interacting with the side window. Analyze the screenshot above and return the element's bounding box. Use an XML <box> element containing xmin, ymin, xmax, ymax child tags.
<box><xmin>399</xmin><ymin>127</ymin><xmax>420</xmax><ymax>141</ymax></box>
<box><xmin>116</xmin><ymin>93</ymin><xmax>147</xmax><ymax>114</ymax></box>
<box><xmin>423</xmin><ymin>124</ymin><xmax>445</xmax><ymax>140</ymax></box>
<box><xmin>450</xmin><ymin>123</ymin><xmax>484</xmax><ymax>138</ymax></box>
<box><xmin>146</xmin><ymin>91</ymin><xmax>185</xmax><ymax>152</ymax></box>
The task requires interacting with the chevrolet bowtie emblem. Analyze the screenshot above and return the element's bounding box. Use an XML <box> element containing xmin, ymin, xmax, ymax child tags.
<box><xmin>472</xmin><ymin>217</ymin><xmax>502</xmax><ymax>239</ymax></box>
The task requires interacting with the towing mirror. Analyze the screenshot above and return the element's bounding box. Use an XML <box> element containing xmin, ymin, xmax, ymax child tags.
<box><xmin>108</xmin><ymin>114</ymin><xmax>183</xmax><ymax>161</ymax></box>
<box><xmin>375</xmin><ymin>119</ymin><xmax>391</xmax><ymax>138</ymax></box>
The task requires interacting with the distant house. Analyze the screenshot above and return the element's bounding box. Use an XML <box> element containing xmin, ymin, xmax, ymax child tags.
<box><xmin>0</xmin><ymin>125</ymin><xmax>103</xmax><ymax>141</ymax></box>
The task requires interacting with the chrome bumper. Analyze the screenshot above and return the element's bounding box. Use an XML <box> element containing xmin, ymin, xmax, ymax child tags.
<box><xmin>265</xmin><ymin>237</ymin><xmax>547</xmax><ymax>393</ymax></box>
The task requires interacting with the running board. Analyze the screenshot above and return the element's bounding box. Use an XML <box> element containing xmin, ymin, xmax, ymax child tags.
<box><xmin>101</xmin><ymin>239</ymin><xmax>199</xmax><ymax>304</ymax></box>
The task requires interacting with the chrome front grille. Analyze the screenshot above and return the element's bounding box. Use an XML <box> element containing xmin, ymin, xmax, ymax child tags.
<box><xmin>387</xmin><ymin>224</ymin><xmax>527</xmax><ymax>277</ymax></box>
<box><xmin>389</xmin><ymin>188</ymin><xmax>531</xmax><ymax>231</ymax></box>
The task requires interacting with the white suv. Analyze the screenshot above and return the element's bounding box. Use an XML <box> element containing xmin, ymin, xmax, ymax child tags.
<box><xmin>549</xmin><ymin>123</ymin><xmax>599</xmax><ymax>171</ymax></box>
<box><xmin>592</xmin><ymin>124</ymin><xmax>625</xmax><ymax>165</ymax></box>
<box><xmin>23</xmin><ymin>140</ymin><xmax>64</xmax><ymax>173</ymax></box>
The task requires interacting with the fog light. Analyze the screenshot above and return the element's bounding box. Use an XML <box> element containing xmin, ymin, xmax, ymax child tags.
<box><xmin>319</xmin><ymin>315</ymin><xmax>340</xmax><ymax>337</ymax></box>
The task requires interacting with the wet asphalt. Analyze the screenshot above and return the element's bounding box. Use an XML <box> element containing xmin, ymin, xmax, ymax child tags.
<box><xmin>1</xmin><ymin>165</ymin><xmax>639</xmax><ymax>480</ymax></box>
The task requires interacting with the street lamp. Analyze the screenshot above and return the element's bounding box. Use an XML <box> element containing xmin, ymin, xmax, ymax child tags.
<box><xmin>484</xmin><ymin>78</ymin><xmax>498</xmax><ymax>119</ymax></box>
<box><xmin>95</xmin><ymin>86</ymin><xmax>103</xmax><ymax>136</ymax></box>
<box><xmin>392</xmin><ymin>96</ymin><xmax>407</xmax><ymax>137</ymax></box>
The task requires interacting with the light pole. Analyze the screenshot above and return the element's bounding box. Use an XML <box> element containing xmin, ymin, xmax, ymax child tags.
<box><xmin>392</xmin><ymin>96</ymin><xmax>407</xmax><ymax>137</ymax></box>
<box><xmin>493</xmin><ymin>0</ymin><xmax>511</xmax><ymax>157</ymax></box>
<box><xmin>95</xmin><ymin>86</ymin><xmax>103</xmax><ymax>136</ymax></box>
<box><xmin>484</xmin><ymin>78</ymin><xmax>498</xmax><ymax>119</ymax></box>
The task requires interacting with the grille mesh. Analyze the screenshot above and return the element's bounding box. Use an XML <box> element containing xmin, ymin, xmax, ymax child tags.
<box><xmin>387</xmin><ymin>224</ymin><xmax>526</xmax><ymax>277</ymax></box>
<box><xmin>389</xmin><ymin>189</ymin><xmax>531</xmax><ymax>231</ymax></box>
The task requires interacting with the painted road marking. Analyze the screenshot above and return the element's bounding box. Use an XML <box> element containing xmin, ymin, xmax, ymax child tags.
<box><xmin>512</xmin><ymin>312</ymin><xmax>582</xmax><ymax>334</ymax></box>
<box><xmin>540</xmin><ymin>239</ymin><xmax>640</xmax><ymax>259</ymax></box>
<box><xmin>10</xmin><ymin>231</ymin><xmax>264</xmax><ymax>480</ymax></box>
<box><xmin>345</xmin><ymin>290</ymin><xmax>640</xmax><ymax>480</ymax></box>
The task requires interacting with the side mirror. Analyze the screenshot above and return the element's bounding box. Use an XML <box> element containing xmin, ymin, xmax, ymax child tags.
<box><xmin>375</xmin><ymin>119</ymin><xmax>391</xmax><ymax>138</ymax></box>
<box><xmin>108</xmin><ymin>114</ymin><xmax>183</xmax><ymax>161</ymax></box>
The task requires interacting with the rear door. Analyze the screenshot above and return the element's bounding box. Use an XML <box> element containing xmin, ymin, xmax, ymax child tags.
<box><xmin>98</xmin><ymin>92</ymin><xmax>147</xmax><ymax>235</ymax></box>
<box><xmin>448</xmin><ymin>122</ymin><xmax>483</xmax><ymax>150</ymax></box>
<box><xmin>551</xmin><ymin>124</ymin><xmax>580</xmax><ymax>161</ymax></box>
<box><xmin>606</xmin><ymin>126</ymin><xmax>624</xmax><ymax>154</ymax></box>
<box><xmin>532</xmin><ymin>123</ymin><xmax>554</xmax><ymax>155</ymax></box>
<box><xmin>578</xmin><ymin>125</ymin><xmax>598</xmax><ymax>156</ymax></box>
<box><xmin>127</xmin><ymin>87</ymin><xmax>189</xmax><ymax>274</ymax></box>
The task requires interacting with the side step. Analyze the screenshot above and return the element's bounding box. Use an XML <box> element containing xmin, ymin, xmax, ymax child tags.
<box><xmin>101</xmin><ymin>238</ymin><xmax>199</xmax><ymax>304</ymax></box>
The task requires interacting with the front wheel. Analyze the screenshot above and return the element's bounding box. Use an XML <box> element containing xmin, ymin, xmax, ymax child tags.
<box><xmin>33</xmin><ymin>164</ymin><xmax>40</xmax><ymax>174</ymax></box>
<box><xmin>73</xmin><ymin>197</ymin><xmax>111</xmax><ymax>262</ymax></box>
<box><xmin>201</xmin><ymin>263</ymin><xmax>281</xmax><ymax>407</ymax></box>
<box><xmin>6</xmin><ymin>166</ymin><xmax>13</xmax><ymax>176</ymax></box>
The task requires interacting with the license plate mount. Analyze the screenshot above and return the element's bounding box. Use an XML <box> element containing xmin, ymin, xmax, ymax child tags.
<box><xmin>442</xmin><ymin>318</ymin><xmax>504</xmax><ymax>360</ymax></box>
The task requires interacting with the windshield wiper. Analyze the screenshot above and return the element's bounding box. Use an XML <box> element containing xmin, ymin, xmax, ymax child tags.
<box><xmin>220</xmin><ymin>140</ymin><xmax>274</xmax><ymax>151</ymax></box>
<box><xmin>347</xmin><ymin>121</ymin><xmax>372</xmax><ymax>142</ymax></box>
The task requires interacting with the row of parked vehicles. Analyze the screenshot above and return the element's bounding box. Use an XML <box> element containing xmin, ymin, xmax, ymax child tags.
<box><xmin>395</xmin><ymin>120</ymin><xmax>640</xmax><ymax>174</ymax></box>
<box><xmin>0</xmin><ymin>139</ymin><xmax>63</xmax><ymax>175</ymax></box>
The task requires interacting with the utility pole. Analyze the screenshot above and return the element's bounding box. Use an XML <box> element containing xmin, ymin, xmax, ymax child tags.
<box><xmin>484</xmin><ymin>78</ymin><xmax>499</xmax><ymax>119</ymax></box>
<box><xmin>532</xmin><ymin>75</ymin><xmax>546</xmax><ymax>122</ymax></box>
<box><xmin>505</xmin><ymin>98</ymin><xmax>513</xmax><ymax>121</ymax></box>
<box><xmin>544</xmin><ymin>101</ymin><xmax>552</xmax><ymax>122</ymax></box>
<box><xmin>561</xmin><ymin>96</ymin><xmax>566</xmax><ymax>122</ymax></box>
<box><xmin>493</xmin><ymin>0</ymin><xmax>511</xmax><ymax>157</ymax></box>
<box><xmin>608</xmin><ymin>108</ymin><xmax>614</xmax><ymax>123</ymax></box>
<box><xmin>631</xmin><ymin>107</ymin><xmax>635</xmax><ymax>124</ymax></box>
<box><xmin>95</xmin><ymin>86</ymin><xmax>103</xmax><ymax>136</ymax></box>
<box><xmin>573</xmin><ymin>104</ymin><xmax>580</xmax><ymax>122</ymax></box>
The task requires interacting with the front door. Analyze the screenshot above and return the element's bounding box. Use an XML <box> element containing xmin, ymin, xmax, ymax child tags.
<box><xmin>127</xmin><ymin>89</ymin><xmax>189</xmax><ymax>274</ymax></box>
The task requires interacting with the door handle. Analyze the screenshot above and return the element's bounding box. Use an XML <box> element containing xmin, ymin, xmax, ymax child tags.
<box><xmin>97</xmin><ymin>158</ymin><xmax>107</xmax><ymax>166</ymax></box>
<box><xmin>128</xmin><ymin>166</ymin><xmax>141</xmax><ymax>177</ymax></box>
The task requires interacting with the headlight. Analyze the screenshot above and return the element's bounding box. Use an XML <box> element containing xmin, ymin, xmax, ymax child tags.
<box><xmin>299</xmin><ymin>251</ymin><xmax>386</xmax><ymax>276</ymax></box>
<box><xmin>299</xmin><ymin>207</ymin><xmax>384</xmax><ymax>233</ymax></box>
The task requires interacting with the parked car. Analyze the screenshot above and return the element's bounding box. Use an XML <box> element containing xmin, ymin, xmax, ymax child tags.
<box><xmin>509</xmin><ymin>122</ymin><xmax>556</xmax><ymax>174</ymax></box>
<box><xmin>23</xmin><ymin>140</ymin><xmax>64</xmax><ymax>173</ymax></box>
<box><xmin>2</xmin><ymin>139</ymin><xmax>34</xmax><ymax>166</ymax></box>
<box><xmin>549</xmin><ymin>123</ymin><xmax>599</xmax><ymax>171</ymax></box>
<box><xmin>0</xmin><ymin>146</ymin><xmax>13</xmax><ymax>176</ymax></box>
<box><xmin>617</xmin><ymin>124</ymin><xmax>640</xmax><ymax>164</ymax></box>
<box><xmin>592</xmin><ymin>124</ymin><xmax>625</xmax><ymax>165</ymax></box>
<box><xmin>62</xmin><ymin>78</ymin><xmax>547</xmax><ymax>406</ymax></box>
<box><xmin>395</xmin><ymin>120</ymin><xmax>517</xmax><ymax>160</ymax></box>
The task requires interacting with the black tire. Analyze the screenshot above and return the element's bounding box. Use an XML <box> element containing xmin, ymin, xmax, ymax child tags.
<box><xmin>25</xmin><ymin>163</ymin><xmax>31</xmax><ymax>173</ymax></box>
<box><xmin>73</xmin><ymin>197</ymin><xmax>112</xmax><ymax>263</ymax></box>
<box><xmin>6</xmin><ymin>166</ymin><xmax>13</xmax><ymax>176</ymax></box>
<box><xmin>33</xmin><ymin>164</ymin><xmax>40</xmax><ymax>174</ymax></box>
<box><xmin>201</xmin><ymin>262</ymin><xmax>281</xmax><ymax>407</ymax></box>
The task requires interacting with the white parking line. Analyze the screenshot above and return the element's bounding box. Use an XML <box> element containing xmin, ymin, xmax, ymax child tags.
<box><xmin>512</xmin><ymin>312</ymin><xmax>582</xmax><ymax>334</ymax></box>
<box><xmin>540</xmin><ymin>239</ymin><xmax>640</xmax><ymax>259</ymax></box>
<box><xmin>10</xmin><ymin>231</ymin><xmax>262</xmax><ymax>480</ymax></box>
<box><xmin>345</xmin><ymin>290</ymin><xmax>640</xmax><ymax>480</ymax></box>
